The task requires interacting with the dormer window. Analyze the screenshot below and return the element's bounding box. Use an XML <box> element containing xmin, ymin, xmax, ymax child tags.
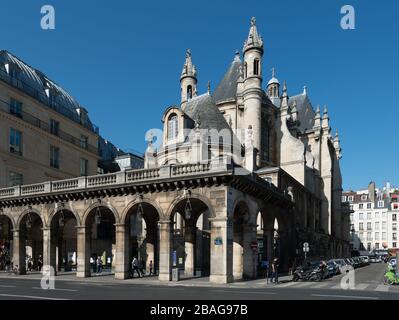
<box><xmin>167</xmin><ymin>113</ymin><xmax>178</xmax><ymax>140</ymax></box>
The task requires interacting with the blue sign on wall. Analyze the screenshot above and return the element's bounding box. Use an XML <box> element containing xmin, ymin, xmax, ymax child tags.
<box><xmin>214</xmin><ymin>237</ymin><xmax>223</xmax><ymax>245</ymax></box>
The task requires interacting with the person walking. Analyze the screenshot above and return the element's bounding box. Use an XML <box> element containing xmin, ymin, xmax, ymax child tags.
<box><xmin>132</xmin><ymin>257</ymin><xmax>141</xmax><ymax>278</ymax></box>
<box><xmin>37</xmin><ymin>255</ymin><xmax>43</xmax><ymax>272</ymax></box>
<box><xmin>96</xmin><ymin>256</ymin><xmax>103</xmax><ymax>274</ymax></box>
<box><xmin>149</xmin><ymin>260</ymin><xmax>154</xmax><ymax>276</ymax></box>
<box><xmin>271</xmin><ymin>258</ymin><xmax>279</xmax><ymax>284</ymax></box>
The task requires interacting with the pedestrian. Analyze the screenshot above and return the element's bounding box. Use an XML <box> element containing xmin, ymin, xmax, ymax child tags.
<box><xmin>97</xmin><ymin>256</ymin><xmax>103</xmax><ymax>274</ymax></box>
<box><xmin>132</xmin><ymin>257</ymin><xmax>141</xmax><ymax>278</ymax></box>
<box><xmin>149</xmin><ymin>260</ymin><xmax>154</xmax><ymax>276</ymax></box>
<box><xmin>271</xmin><ymin>258</ymin><xmax>279</xmax><ymax>283</ymax></box>
<box><xmin>37</xmin><ymin>255</ymin><xmax>43</xmax><ymax>272</ymax></box>
<box><xmin>92</xmin><ymin>255</ymin><xmax>97</xmax><ymax>273</ymax></box>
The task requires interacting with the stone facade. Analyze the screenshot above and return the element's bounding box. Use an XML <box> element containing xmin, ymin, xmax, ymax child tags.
<box><xmin>0</xmin><ymin>50</ymin><xmax>100</xmax><ymax>187</ymax></box>
<box><xmin>0</xmin><ymin>17</ymin><xmax>351</xmax><ymax>283</ymax></box>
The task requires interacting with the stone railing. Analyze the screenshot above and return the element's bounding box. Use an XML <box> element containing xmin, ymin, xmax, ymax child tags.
<box><xmin>0</xmin><ymin>161</ymin><xmax>228</xmax><ymax>200</ymax></box>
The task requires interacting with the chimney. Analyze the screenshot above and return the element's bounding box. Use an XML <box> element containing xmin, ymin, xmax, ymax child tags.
<box><xmin>368</xmin><ymin>181</ymin><xmax>376</xmax><ymax>202</ymax></box>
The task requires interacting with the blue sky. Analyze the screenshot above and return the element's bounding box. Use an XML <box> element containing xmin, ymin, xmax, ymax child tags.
<box><xmin>1</xmin><ymin>0</ymin><xmax>398</xmax><ymax>190</ymax></box>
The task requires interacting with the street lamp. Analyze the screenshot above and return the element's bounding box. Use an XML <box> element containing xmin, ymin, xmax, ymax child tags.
<box><xmin>59</xmin><ymin>210</ymin><xmax>65</xmax><ymax>227</ymax></box>
<box><xmin>137</xmin><ymin>195</ymin><xmax>144</xmax><ymax>218</ymax></box>
<box><xmin>184</xmin><ymin>190</ymin><xmax>192</xmax><ymax>220</ymax></box>
<box><xmin>95</xmin><ymin>207</ymin><xmax>101</xmax><ymax>225</ymax></box>
<box><xmin>26</xmin><ymin>213</ymin><xmax>32</xmax><ymax>229</ymax></box>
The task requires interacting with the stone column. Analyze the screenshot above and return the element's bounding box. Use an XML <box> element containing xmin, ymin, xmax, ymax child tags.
<box><xmin>233</xmin><ymin>233</ymin><xmax>243</xmax><ymax>280</ymax></box>
<box><xmin>114</xmin><ymin>224</ymin><xmax>129</xmax><ymax>280</ymax></box>
<box><xmin>145</xmin><ymin>229</ymin><xmax>156</xmax><ymax>271</ymax></box>
<box><xmin>76</xmin><ymin>226</ymin><xmax>91</xmax><ymax>278</ymax></box>
<box><xmin>12</xmin><ymin>229</ymin><xmax>26</xmax><ymax>275</ymax></box>
<box><xmin>264</xmin><ymin>228</ymin><xmax>273</xmax><ymax>262</ymax></box>
<box><xmin>243</xmin><ymin>223</ymin><xmax>257</xmax><ymax>279</ymax></box>
<box><xmin>209</xmin><ymin>217</ymin><xmax>233</xmax><ymax>284</ymax></box>
<box><xmin>184</xmin><ymin>224</ymin><xmax>196</xmax><ymax>277</ymax></box>
<box><xmin>158</xmin><ymin>221</ymin><xmax>172</xmax><ymax>281</ymax></box>
<box><xmin>42</xmin><ymin>227</ymin><xmax>57</xmax><ymax>275</ymax></box>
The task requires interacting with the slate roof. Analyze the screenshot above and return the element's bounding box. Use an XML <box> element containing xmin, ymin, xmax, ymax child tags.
<box><xmin>185</xmin><ymin>93</ymin><xmax>232</xmax><ymax>132</ymax></box>
<box><xmin>288</xmin><ymin>93</ymin><xmax>315</xmax><ymax>132</ymax></box>
<box><xmin>212</xmin><ymin>55</ymin><xmax>242</xmax><ymax>104</ymax></box>
<box><xmin>0</xmin><ymin>50</ymin><xmax>96</xmax><ymax>133</ymax></box>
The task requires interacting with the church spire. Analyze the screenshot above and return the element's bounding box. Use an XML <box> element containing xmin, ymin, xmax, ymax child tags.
<box><xmin>281</xmin><ymin>82</ymin><xmax>289</xmax><ymax>110</ymax></box>
<box><xmin>180</xmin><ymin>49</ymin><xmax>198</xmax><ymax>109</ymax></box>
<box><xmin>243</xmin><ymin>17</ymin><xmax>264</xmax><ymax>53</ymax></box>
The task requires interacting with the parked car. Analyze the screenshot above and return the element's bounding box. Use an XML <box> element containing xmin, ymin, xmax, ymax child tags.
<box><xmin>353</xmin><ymin>257</ymin><xmax>362</xmax><ymax>268</ymax></box>
<box><xmin>327</xmin><ymin>260</ymin><xmax>340</xmax><ymax>276</ymax></box>
<box><xmin>369</xmin><ymin>256</ymin><xmax>377</xmax><ymax>263</ymax></box>
<box><xmin>360</xmin><ymin>256</ymin><xmax>370</xmax><ymax>265</ymax></box>
<box><xmin>330</xmin><ymin>259</ymin><xmax>351</xmax><ymax>273</ymax></box>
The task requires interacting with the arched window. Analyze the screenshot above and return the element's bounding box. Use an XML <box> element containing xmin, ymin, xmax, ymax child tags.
<box><xmin>244</xmin><ymin>62</ymin><xmax>248</xmax><ymax>78</ymax></box>
<box><xmin>187</xmin><ymin>85</ymin><xmax>193</xmax><ymax>100</ymax></box>
<box><xmin>254</xmin><ymin>59</ymin><xmax>260</xmax><ymax>76</ymax></box>
<box><xmin>167</xmin><ymin>113</ymin><xmax>178</xmax><ymax>140</ymax></box>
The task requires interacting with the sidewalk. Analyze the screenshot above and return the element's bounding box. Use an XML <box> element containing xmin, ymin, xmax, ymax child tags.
<box><xmin>0</xmin><ymin>272</ymin><xmax>293</xmax><ymax>289</ymax></box>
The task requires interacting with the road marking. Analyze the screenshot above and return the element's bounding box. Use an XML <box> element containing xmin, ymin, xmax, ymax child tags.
<box><xmin>32</xmin><ymin>287</ymin><xmax>78</xmax><ymax>292</ymax></box>
<box><xmin>0</xmin><ymin>294</ymin><xmax>69</xmax><ymax>300</ymax></box>
<box><xmin>0</xmin><ymin>285</ymin><xmax>16</xmax><ymax>288</ymax></box>
<box><xmin>375</xmin><ymin>285</ymin><xmax>389</xmax><ymax>292</ymax></box>
<box><xmin>293</xmin><ymin>282</ymin><xmax>315</xmax><ymax>288</ymax></box>
<box><xmin>312</xmin><ymin>294</ymin><xmax>379</xmax><ymax>300</ymax></box>
<box><xmin>355</xmin><ymin>284</ymin><xmax>369</xmax><ymax>291</ymax></box>
<box><xmin>276</xmin><ymin>282</ymin><xmax>297</xmax><ymax>288</ymax></box>
<box><xmin>311</xmin><ymin>282</ymin><xmax>330</xmax><ymax>289</ymax></box>
<box><xmin>212</xmin><ymin>290</ymin><xmax>275</xmax><ymax>295</ymax></box>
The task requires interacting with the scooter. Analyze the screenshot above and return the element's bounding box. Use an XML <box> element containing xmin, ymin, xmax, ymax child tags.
<box><xmin>293</xmin><ymin>266</ymin><xmax>324</xmax><ymax>282</ymax></box>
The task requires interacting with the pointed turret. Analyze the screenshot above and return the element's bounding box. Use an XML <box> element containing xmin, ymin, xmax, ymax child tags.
<box><xmin>242</xmin><ymin>17</ymin><xmax>264</xmax><ymax>167</ymax></box>
<box><xmin>314</xmin><ymin>105</ymin><xmax>321</xmax><ymax>128</ymax></box>
<box><xmin>291</xmin><ymin>99</ymin><xmax>298</xmax><ymax>122</ymax></box>
<box><xmin>180</xmin><ymin>49</ymin><xmax>198</xmax><ymax>109</ymax></box>
<box><xmin>303</xmin><ymin>85</ymin><xmax>308</xmax><ymax>95</ymax></box>
<box><xmin>243</xmin><ymin>17</ymin><xmax>264</xmax><ymax>53</ymax></box>
<box><xmin>280</xmin><ymin>82</ymin><xmax>289</xmax><ymax>111</ymax></box>
<box><xmin>322</xmin><ymin>105</ymin><xmax>330</xmax><ymax>131</ymax></box>
<box><xmin>267</xmin><ymin>67</ymin><xmax>280</xmax><ymax>98</ymax></box>
<box><xmin>333</xmin><ymin>130</ymin><xmax>342</xmax><ymax>159</ymax></box>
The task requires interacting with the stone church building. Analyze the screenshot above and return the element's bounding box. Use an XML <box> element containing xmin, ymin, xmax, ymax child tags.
<box><xmin>0</xmin><ymin>17</ymin><xmax>350</xmax><ymax>283</ymax></box>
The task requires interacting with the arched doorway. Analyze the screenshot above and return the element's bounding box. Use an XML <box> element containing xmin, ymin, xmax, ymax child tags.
<box><xmin>19</xmin><ymin>211</ymin><xmax>43</xmax><ymax>274</ymax></box>
<box><xmin>84</xmin><ymin>206</ymin><xmax>116</xmax><ymax>276</ymax></box>
<box><xmin>0</xmin><ymin>215</ymin><xmax>13</xmax><ymax>272</ymax></box>
<box><xmin>124</xmin><ymin>201</ymin><xmax>160</xmax><ymax>277</ymax></box>
<box><xmin>169</xmin><ymin>194</ymin><xmax>211</xmax><ymax>279</ymax></box>
<box><xmin>49</xmin><ymin>209</ymin><xmax>77</xmax><ymax>273</ymax></box>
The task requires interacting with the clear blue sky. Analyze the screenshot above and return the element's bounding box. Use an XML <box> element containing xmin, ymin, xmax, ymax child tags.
<box><xmin>1</xmin><ymin>0</ymin><xmax>398</xmax><ymax>190</ymax></box>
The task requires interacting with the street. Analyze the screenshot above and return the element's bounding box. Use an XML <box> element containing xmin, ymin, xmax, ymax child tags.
<box><xmin>0</xmin><ymin>262</ymin><xmax>397</xmax><ymax>300</ymax></box>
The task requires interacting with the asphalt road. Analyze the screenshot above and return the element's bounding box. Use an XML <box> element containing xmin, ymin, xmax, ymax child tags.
<box><xmin>0</xmin><ymin>262</ymin><xmax>397</xmax><ymax>300</ymax></box>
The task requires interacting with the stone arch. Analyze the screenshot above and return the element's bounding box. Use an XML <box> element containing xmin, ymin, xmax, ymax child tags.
<box><xmin>0</xmin><ymin>211</ymin><xmax>16</xmax><ymax>230</ymax></box>
<box><xmin>232</xmin><ymin>197</ymin><xmax>256</xmax><ymax>223</ymax></box>
<box><xmin>165</xmin><ymin>192</ymin><xmax>216</xmax><ymax>221</ymax></box>
<box><xmin>47</xmin><ymin>206</ymin><xmax>81</xmax><ymax>228</ymax></box>
<box><xmin>121</xmin><ymin>197</ymin><xmax>164</xmax><ymax>224</ymax></box>
<box><xmin>17</xmin><ymin>208</ymin><xmax>44</xmax><ymax>229</ymax></box>
<box><xmin>82</xmin><ymin>201</ymin><xmax>120</xmax><ymax>226</ymax></box>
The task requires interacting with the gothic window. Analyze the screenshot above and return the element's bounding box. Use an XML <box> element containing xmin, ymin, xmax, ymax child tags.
<box><xmin>261</xmin><ymin>114</ymin><xmax>270</xmax><ymax>161</ymax></box>
<box><xmin>167</xmin><ymin>113</ymin><xmax>178</xmax><ymax>140</ymax></box>
<box><xmin>244</xmin><ymin>62</ymin><xmax>248</xmax><ymax>78</ymax></box>
<box><xmin>254</xmin><ymin>59</ymin><xmax>260</xmax><ymax>76</ymax></box>
<box><xmin>187</xmin><ymin>85</ymin><xmax>193</xmax><ymax>100</ymax></box>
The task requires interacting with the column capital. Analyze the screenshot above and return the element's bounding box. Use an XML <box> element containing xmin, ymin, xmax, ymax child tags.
<box><xmin>158</xmin><ymin>220</ymin><xmax>172</xmax><ymax>225</ymax></box>
<box><xmin>208</xmin><ymin>217</ymin><xmax>228</xmax><ymax>222</ymax></box>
